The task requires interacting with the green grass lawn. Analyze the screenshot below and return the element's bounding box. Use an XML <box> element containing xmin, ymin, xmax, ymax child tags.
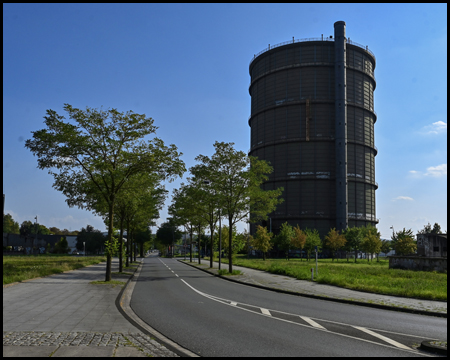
<box><xmin>222</xmin><ymin>255</ymin><xmax>447</xmax><ymax>301</ymax></box>
<box><xmin>3</xmin><ymin>254</ymin><xmax>107</xmax><ymax>285</ymax></box>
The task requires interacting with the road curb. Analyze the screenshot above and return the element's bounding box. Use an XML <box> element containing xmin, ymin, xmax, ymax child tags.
<box><xmin>420</xmin><ymin>340</ymin><xmax>447</xmax><ymax>355</ymax></box>
<box><xmin>178</xmin><ymin>260</ymin><xmax>447</xmax><ymax>318</ymax></box>
<box><xmin>116</xmin><ymin>258</ymin><xmax>199</xmax><ymax>357</ymax></box>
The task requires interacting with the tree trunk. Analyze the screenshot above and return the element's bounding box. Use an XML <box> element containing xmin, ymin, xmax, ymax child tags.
<box><xmin>105</xmin><ymin>200</ymin><xmax>114</xmax><ymax>282</ymax></box>
<box><xmin>119</xmin><ymin>216</ymin><xmax>124</xmax><ymax>273</ymax></box>
<box><xmin>198</xmin><ymin>226</ymin><xmax>201</xmax><ymax>265</ymax></box>
<box><xmin>209</xmin><ymin>224</ymin><xmax>214</xmax><ymax>268</ymax></box>
<box><xmin>133</xmin><ymin>229</ymin><xmax>136</xmax><ymax>262</ymax></box>
<box><xmin>189</xmin><ymin>229</ymin><xmax>193</xmax><ymax>262</ymax></box>
<box><xmin>228</xmin><ymin>218</ymin><xmax>233</xmax><ymax>274</ymax></box>
<box><xmin>125</xmin><ymin>218</ymin><xmax>130</xmax><ymax>268</ymax></box>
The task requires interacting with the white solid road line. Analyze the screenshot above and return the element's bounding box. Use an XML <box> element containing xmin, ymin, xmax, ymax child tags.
<box><xmin>353</xmin><ymin>326</ymin><xmax>412</xmax><ymax>350</ymax></box>
<box><xmin>299</xmin><ymin>316</ymin><xmax>327</xmax><ymax>330</ymax></box>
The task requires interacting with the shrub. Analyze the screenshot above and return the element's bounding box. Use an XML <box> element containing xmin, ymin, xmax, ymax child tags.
<box><xmin>53</xmin><ymin>237</ymin><xmax>69</xmax><ymax>254</ymax></box>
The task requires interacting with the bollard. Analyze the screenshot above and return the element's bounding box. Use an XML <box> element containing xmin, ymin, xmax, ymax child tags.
<box><xmin>311</xmin><ymin>268</ymin><xmax>314</xmax><ymax>281</ymax></box>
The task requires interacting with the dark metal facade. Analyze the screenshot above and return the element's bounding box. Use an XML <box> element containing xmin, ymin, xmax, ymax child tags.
<box><xmin>248</xmin><ymin>21</ymin><xmax>377</xmax><ymax>237</ymax></box>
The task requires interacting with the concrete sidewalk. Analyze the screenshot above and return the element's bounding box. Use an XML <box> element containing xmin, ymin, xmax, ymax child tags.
<box><xmin>3</xmin><ymin>257</ymin><xmax>178</xmax><ymax>357</ymax></box>
<box><xmin>180</xmin><ymin>258</ymin><xmax>447</xmax><ymax>317</ymax></box>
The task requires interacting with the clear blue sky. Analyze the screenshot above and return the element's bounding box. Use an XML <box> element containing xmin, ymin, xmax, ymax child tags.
<box><xmin>3</xmin><ymin>3</ymin><xmax>447</xmax><ymax>239</ymax></box>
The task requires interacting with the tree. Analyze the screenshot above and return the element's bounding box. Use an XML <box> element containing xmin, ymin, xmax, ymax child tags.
<box><xmin>76</xmin><ymin>225</ymin><xmax>105</xmax><ymax>254</ymax></box>
<box><xmin>156</xmin><ymin>221</ymin><xmax>182</xmax><ymax>256</ymax></box>
<box><xmin>304</xmin><ymin>228</ymin><xmax>321</xmax><ymax>261</ymax></box>
<box><xmin>169</xmin><ymin>183</ymin><xmax>202</xmax><ymax>263</ymax></box>
<box><xmin>343</xmin><ymin>226</ymin><xmax>363</xmax><ymax>262</ymax></box>
<box><xmin>360</xmin><ymin>227</ymin><xmax>382</xmax><ymax>262</ymax></box>
<box><xmin>215</xmin><ymin>225</ymin><xmax>244</xmax><ymax>259</ymax></box>
<box><xmin>135</xmin><ymin>228</ymin><xmax>152</xmax><ymax>258</ymax></box>
<box><xmin>324</xmin><ymin>228</ymin><xmax>346</xmax><ymax>262</ymax></box>
<box><xmin>380</xmin><ymin>240</ymin><xmax>391</xmax><ymax>256</ymax></box>
<box><xmin>391</xmin><ymin>228</ymin><xmax>416</xmax><ymax>256</ymax></box>
<box><xmin>25</xmin><ymin>104</ymin><xmax>184</xmax><ymax>281</ymax></box>
<box><xmin>49</xmin><ymin>226</ymin><xmax>79</xmax><ymax>235</ymax></box>
<box><xmin>3</xmin><ymin>213</ymin><xmax>20</xmax><ymax>234</ymax></box>
<box><xmin>252</xmin><ymin>225</ymin><xmax>273</xmax><ymax>260</ymax></box>
<box><xmin>275</xmin><ymin>222</ymin><xmax>295</xmax><ymax>260</ymax></box>
<box><xmin>291</xmin><ymin>225</ymin><xmax>306</xmax><ymax>261</ymax></box>
<box><xmin>106</xmin><ymin>173</ymin><xmax>166</xmax><ymax>269</ymax></box>
<box><xmin>53</xmin><ymin>237</ymin><xmax>69</xmax><ymax>254</ymax></box>
<box><xmin>196</xmin><ymin>141</ymin><xmax>283</xmax><ymax>273</ymax></box>
<box><xmin>188</xmin><ymin>164</ymin><xmax>224</xmax><ymax>268</ymax></box>
<box><xmin>395</xmin><ymin>236</ymin><xmax>417</xmax><ymax>256</ymax></box>
<box><xmin>19</xmin><ymin>220</ymin><xmax>52</xmax><ymax>236</ymax></box>
<box><xmin>418</xmin><ymin>222</ymin><xmax>443</xmax><ymax>234</ymax></box>
<box><xmin>392</xmin><ymin>228</ymin><xmax>417</xmax><ymax>255</ymax></box>
<box><xmin>360</xmin><ymin>225</ymin><xmax>382</xmax><ymax>262</ymax></box>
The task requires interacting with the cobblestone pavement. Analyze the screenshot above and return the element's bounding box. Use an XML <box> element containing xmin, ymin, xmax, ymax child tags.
<box><xmin>3</xmin><ymin>331</ymin><xmax>179</xmax><ymax>357</ymax></box>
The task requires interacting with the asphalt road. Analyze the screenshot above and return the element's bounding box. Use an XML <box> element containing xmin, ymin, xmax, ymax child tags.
<box><xmin>130</xmin><ymin>256</ymin><xmax>446</xmax><ymax>357</ymax></box>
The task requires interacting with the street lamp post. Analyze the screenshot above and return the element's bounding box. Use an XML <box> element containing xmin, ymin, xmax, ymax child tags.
<box><xmin>390</xmin><ymin>226</ymin><xmax>395</xmax><ymax>238</ymax></box>
<box><xmin>83</xmin><ymin>242</ymin><xmax>85</xmax><ymax>256</ymax></box>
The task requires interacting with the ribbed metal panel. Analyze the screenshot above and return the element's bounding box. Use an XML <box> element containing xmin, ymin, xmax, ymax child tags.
<box><xmin>249</xmin><ymin>22</ymin><xmax>377</xmax><ymax>237</ymax></box>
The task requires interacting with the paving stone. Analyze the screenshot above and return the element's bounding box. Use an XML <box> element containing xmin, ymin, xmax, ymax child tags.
<box><xmin>2</xmin><ymin>331</ymin><xmax>179</xmax><ymax>357</ymax></box>
<box><xmin>3</xmin><ymin>345</ymin><xmax>59</xmax><ymax>357</ymax></box>
<box><xmin>52</xmin><ymin>345</ymin><xmax>115</xmax><ymax>357</ymax></box>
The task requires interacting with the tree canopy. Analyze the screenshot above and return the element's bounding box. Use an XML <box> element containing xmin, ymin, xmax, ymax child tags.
<box><xmin>252</xmin><ymin>225</ymin><xmax>272</xmax><ymax>260</ymax></box>
<box><xmin>3</xmin><ymin>213</ymin><xmax>20</xmax><ymax>234</ymax></box>
<box><xmin>197</xmin><ymin>141</ymin><xmax>283</xmax><ymax>272</ymax></box>
<box><xmin>25</xmin><ymin>104</ymin><xmax>184</xmax><ymax>281</ymax></box>
<box><xmin>275</xmin><ymin>222</ymin><xmax>295</xmax><ymax>260</ymax></box>
<box><xmin>343</xmin><ymin>226</ymin><xmax>363</xmax><ymax>262</ymax></box>
<box><xmin>392</xmin><ymin>228</ymin><xmax>416</xmax><ymax>255</ymax></box>
<box><xmin>417</xmin><ymin>222</ymin><xmax>444</xmax><ymax>234</ymax></box>
<box><xmin>19</xmin><ymin>220</ymin><xmax>52</xmax><ymax>236</ymax></box>
<box><xmin>324</xmin><ymin>228</ymin><xmax>346</xmax><ymax>261</ymax></box>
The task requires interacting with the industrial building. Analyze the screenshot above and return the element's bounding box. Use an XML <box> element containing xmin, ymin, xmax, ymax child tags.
<box><xmin>248</xmin><ymin>21</ymin><xmax>377</xmax><ymax>237</ymax></box>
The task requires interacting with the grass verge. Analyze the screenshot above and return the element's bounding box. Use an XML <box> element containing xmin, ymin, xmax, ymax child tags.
<box><xmin>3</xmin><ymin>254</ymin><xmax>107</xmax><ymax>285</ymax></box>
<box><xmin>225</xmin><ymin>256</ymin><xmax>447</xmax><ymax>301</ymax></box>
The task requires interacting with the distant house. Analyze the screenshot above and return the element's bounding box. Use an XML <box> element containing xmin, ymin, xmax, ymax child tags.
<box><xmin>416</xmin><ymin>233</ymin><xmax>447</xmax><ymax>257</ymax></box>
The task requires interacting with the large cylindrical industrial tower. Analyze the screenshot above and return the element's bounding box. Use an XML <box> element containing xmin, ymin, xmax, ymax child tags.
<box><xmin>248</xmin><ymin>21</ymin><xmax>377</xmax><ymax>237</ymax></box>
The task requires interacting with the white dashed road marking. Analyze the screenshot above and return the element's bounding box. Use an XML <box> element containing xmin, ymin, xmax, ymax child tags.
<box><xmin>261</xmin><ymin>308</ymin><xmax>271</xmax><ymax>316</ymax></box>
<box><xmin>353</xmin><ymin>326</ymin><xmax>412</xmax><ymax>350</ymax></box>
<box><xmin>178</xmin><ymin>277</ymin><xmax>423</xmax><ymax>355</ymax></box>
<box><xmin>299</xmin><ymin>316</ymin><xmax>326</xmax><ymax>330</ymax></box>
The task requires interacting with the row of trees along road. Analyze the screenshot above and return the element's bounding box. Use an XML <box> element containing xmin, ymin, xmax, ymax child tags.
<box><xmin>252</xmin><ymin>223</ymin><xmax>387</xmax><ymax>262</ymax></box>
<box><xmin>169</xmin><ymin>141</ymin><xmax>284</xmax><ymax>273</ymax></box>
<box><xmin>252</xmin><ymin>222</ymin><xmax>445</xmax><ymax>261</ymax></box>
<box><xmin>25</xmin><ymin>104</ymin><xmax>185</xmax><ymax>281</ymax></box>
